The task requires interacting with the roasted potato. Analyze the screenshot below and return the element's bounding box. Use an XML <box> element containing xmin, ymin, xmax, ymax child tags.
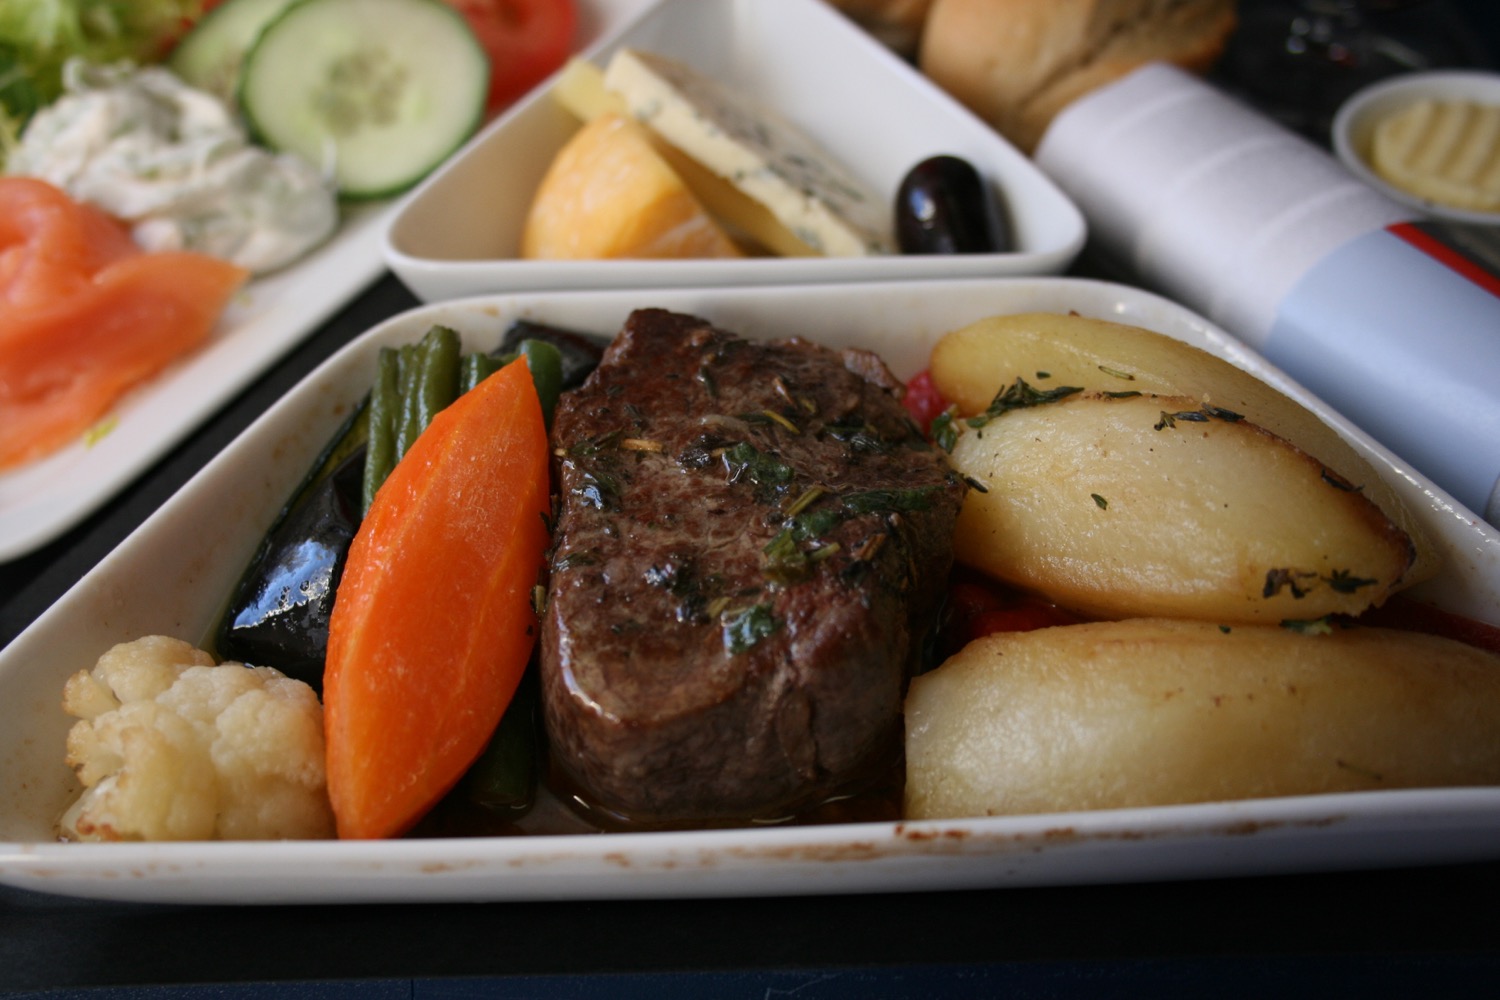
<box><xmin>904</xmin><ymin>619</ymin><xmax>1500</xmax><ymax>819</ymax></box>
<box><xmin>949</xmin><ymin>392</ymin><xmax>1417</xmax><ymax>623</ymax></box>
<box><xmin>930</xmin><ymin>312</ymin><xmax>1437</xmax><ymax>583</ymax></box>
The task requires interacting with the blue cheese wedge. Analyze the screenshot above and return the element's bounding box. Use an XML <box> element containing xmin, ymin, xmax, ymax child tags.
<box><xmin>602</xmin><ymin>48</ymin><xmax>894</xmax><ymax>257</ymax></box>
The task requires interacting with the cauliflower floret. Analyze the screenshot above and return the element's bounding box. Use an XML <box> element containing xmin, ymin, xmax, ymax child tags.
<box><xmin>60</xmin><ymin>635</ymin><xmax>334</xmax><ymax>841</ymax></box>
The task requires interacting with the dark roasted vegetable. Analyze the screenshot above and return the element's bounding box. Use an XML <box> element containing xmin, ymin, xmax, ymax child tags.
<box><xmin>214</xmin><ymin>442</ymin><xmax>365</xmax><ymax>692</ymax></box>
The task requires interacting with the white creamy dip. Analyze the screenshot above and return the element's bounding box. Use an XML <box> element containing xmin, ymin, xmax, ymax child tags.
<box><xmin>6</xmin><ymin>60</ymin><xmax>339</xmax><ymax>274</ymax></box>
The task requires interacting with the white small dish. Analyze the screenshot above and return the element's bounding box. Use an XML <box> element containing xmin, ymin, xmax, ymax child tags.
<box><xmin>2</xmin><ymin>276</ymin><xmax>1497</xmax><ymax>905</ymax></box>
<box><xmin>1332</xmin><ymin>69</ymin><xmax>1500</xmax><ymax>225</ymax></box>
<box><xmin>381</xmin><ymin>0</ymin><xmax>1087</xmax><ymax>304</ymax></box>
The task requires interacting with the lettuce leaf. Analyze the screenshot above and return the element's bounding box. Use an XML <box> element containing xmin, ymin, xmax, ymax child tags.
<box><xmin>0</xmin><ymin>0</ymin><xmax>206</xmax><ymax>154</ymax></box>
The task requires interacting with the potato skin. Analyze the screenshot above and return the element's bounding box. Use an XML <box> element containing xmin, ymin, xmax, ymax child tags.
<box><xmin>949</xmin><ymin>392</ymin><xmax>1415</xmax><ymax>623</ymax></box>
<box><xmin>930</xmin><ymin>312</ymin><xmax>1437</xmax><ymax>584</ymax></box>
<box><xmin>904</xmin><ymin>619</ymin><xmax>1500</xmax><ymax>820</ymax></box>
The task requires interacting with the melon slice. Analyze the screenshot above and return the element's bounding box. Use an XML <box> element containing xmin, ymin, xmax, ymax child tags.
<box><xmin>549</xmin><ymin>59</ymin><xmax>816</xmax><ymax>257</ymax></box>
<box><xmin>520</xmin><ymin>113</ymin><xmax>743</xmax><ymax>260</ymax></box>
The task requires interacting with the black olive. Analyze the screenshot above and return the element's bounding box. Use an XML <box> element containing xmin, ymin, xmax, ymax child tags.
<box><xmin>895</xmin><ymin>155</ymin><xmax>1012</xmax><ymax>255</ymax></box>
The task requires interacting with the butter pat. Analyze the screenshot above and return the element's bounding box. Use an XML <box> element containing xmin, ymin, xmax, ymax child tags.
<box><xmin>603</xmin><ymin>48</ymin><xmax>894</xmax><ymax>256</ymax></box>
<box><xmin>1370</xmin><ymin>99</ymin><xmax>1500</xmax><ymax>213</ymax></box>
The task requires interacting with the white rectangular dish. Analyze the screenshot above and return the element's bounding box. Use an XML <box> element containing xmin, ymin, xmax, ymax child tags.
<box><xmin>381</xmin><ymin>0</ymin><xmax>1086</xmax><ymax>304</ymax></box>
<box><xmin>2</xmin><ymin>276</ymin><xmax>1497</xmax><ymax>905</ymax></box>
<box><xmin>0</xmin><ymin>0</ymin><xmax>654</xmax><ymax>564</ymax></box>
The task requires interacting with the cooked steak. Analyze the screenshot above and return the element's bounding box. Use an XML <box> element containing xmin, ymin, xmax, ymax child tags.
<box><xmin>541</xmin><ymin>308</ymin><xmax>964</xmax><ymax>827</ymax></box>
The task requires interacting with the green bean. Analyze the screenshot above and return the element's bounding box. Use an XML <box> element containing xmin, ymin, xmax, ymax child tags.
<box><xmin>457</xmin><ymin>671</ymin><xmax>538</xmax><ymax>815</ymax></box>
<box><xmin>391</xmin><ymin>326</ymin><xmax>461</xmax><ymax>460</ymax></box>
<box><xmin>517</xmin><ymin>339</ymin><xmax>564</xmax><ymax>429</ymax></box>
<box><xmin>459</xmin><ymin>352</ymin><xmax>505</xmax><ymax>394</ymax></box>
<box><xmin>392</xmin><ymin>341</ymin><xmax>423</xmax><ymax>462</ymax></box>
<box><xmin>413</xmin><ymin>325</ymin><xmax>461</xmax><ymax>429</ymax></box>
<box><xmin>361</xmin><ymin>347</ymin><xmax>402</xmax><ymax>514</ymax></box>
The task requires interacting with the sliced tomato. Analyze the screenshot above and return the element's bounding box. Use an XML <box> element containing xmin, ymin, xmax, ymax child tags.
<box><xmin>902</xmin><ymin>369</ymin><xmax>949</xmax><ymax>436</ymax></box>
<box><xmin>942</xmin><ymin>573</ymin><xmax>1082</xmax><ymax>654</ymax></box>
<box><xmin>441</xmin><ymin>0</ymin><xmax>579</xmax><ymax>114</ymax></box>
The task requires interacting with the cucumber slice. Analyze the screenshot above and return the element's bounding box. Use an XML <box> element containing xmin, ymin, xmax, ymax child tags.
<box><xmin>239</xmin><ymin>0</ymin><xmax>489</xmax><ymax>200</ymax></box>
<box><xmin>169</xmin><ymin>0</ymin><xmax>299</xmax><ymax>102</ymax></box>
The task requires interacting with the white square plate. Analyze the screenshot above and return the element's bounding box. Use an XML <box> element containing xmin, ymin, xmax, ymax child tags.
<box><xmin>381</xmin><ymin>0</ymin><xmax>1087</xmax><ymax>304</ymax></box>
<box><xmin>2</xmin><ymin>277</ymin><xmax>1496</xmax><ymax>904</ymax></box>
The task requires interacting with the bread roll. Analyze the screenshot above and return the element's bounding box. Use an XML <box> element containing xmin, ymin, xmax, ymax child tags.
<box><xmin>919</xmin><ymin>0</ymin><xmax>1238</xmax><ymax>153</ymax></box>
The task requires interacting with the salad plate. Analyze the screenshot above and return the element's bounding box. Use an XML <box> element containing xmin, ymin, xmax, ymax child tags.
<box><xmin>2</xmin><ymin>275</ymin><xmax>1497</xmax><ymax>905</ymax></box>
<box><xmin>0</xmin><ymin>0</ymin><xmax>656</xmax><ymax>563</ymax></box>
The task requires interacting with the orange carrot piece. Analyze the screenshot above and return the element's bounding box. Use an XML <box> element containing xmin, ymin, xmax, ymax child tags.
<box><xmin>323</xmin><ymin>357</ymin><xmax>551</xmax><ymax>840</ymax></box>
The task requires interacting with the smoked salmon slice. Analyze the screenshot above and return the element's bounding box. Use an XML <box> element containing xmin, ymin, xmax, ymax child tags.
<box><xmin>0</xmin><ymin>177</ymin><xmax>249</xmax><ymax>470</ymax></box>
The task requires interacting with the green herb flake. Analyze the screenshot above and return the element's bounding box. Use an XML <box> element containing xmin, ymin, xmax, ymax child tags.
<box><xmin>930</xmin><ymin>410</ymin><xmax>958</xmax><ymax>453</ymax></box>
<box><xmin>555</xmin><ymin>551</ymin><xmax>598</xmax><ymax>570</ymax></box>
<box><xmin>842</xmin><ymin>486</ymin><xmax>940</xmax><ymax>515</ymax></box>
<box><xmin>790</xmin><ymin>506</ymin><xmax>844</xmax><ymax>541</ymax></box>
<box><xmin>824</xmin><ymin>419</ymin><xmax>889</xmax><ymax>454</ymax></box>
<box><xmin>968</xmin><ymin>378</ymin><xmax>1082</xmax><ymax>429</ymax></box>
<box><xmin>568</xmin><ymin>429</ymin><xmax>624</xmax><ymax>456</ymax></box>
<box><xmin>1091</xmin><ymin>493</ymin><xmax>1108</xmax><ymax>510</ymax></box>
<box><xmin>1326</xmin><ymin>569</ymin><xmax>1378</xmax><ymax>594</ymax></box>
<box><xmin>1281</xmin><ymin>617</ymin><xmax>1334</xmax><ymax>636</ymax></box>
<box><xmin>721</xmin><ymin>441</ymin><xmax>794</xmax><ymax>489</ymax></box>
<box><xmin>1155</xmin><ymin>409</ymin><xmax>1210</xmax><ymax>431</ymax></box>
<box><xmin>83</xmin><ymin>414</ymin><xmax>119</xmax><ymax>447</ymax></box>
<box><xmin>783</xmin><ymin>486</ymin><xmax>826</xmax><ymax>518</ymax></box>
<box><xmin>721</xmin><ymin>603</ymin><xmax>782</xmax><ymax>654</ymax></box>
<box><xmin>1263</xmin><ymin>567</ymin><xmax>1317</xmax><ymax>599</ymax></box>
<box><xmin>572</xmin><ymin>471</ymin><xmax>620</xmax><ymax>511</ymax></box>
<box><xmin>762</xmin><ymin>529</ymin><xmax>808</xmax><ymax>584</ymax></box>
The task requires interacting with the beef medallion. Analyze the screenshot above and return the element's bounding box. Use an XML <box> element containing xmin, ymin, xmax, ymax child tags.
<box><xmin>541</xmin><ymin>309</ymin><xmax>963</xmax><ymax>827</ymax></box>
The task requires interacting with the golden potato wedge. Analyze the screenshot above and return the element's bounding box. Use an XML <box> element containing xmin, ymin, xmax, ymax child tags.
<box><xmin>930</xmin><ymin>312</ymin><xmax>1436</xmax><ymax>583</ymax></box>
<box><xmin>932</xmin><ymin>312</ymin><xmax>1234</xmax><ymax>416</ymax></box>
<box><xmin>949</xmin><ymin>392</ymin><xmax>1416</xmax><ymax>623</ymax></box>
<box><xmin>904</xmin><ymin>619</ymin><xmax>1500</xmax><ymax>819</ymax></box>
